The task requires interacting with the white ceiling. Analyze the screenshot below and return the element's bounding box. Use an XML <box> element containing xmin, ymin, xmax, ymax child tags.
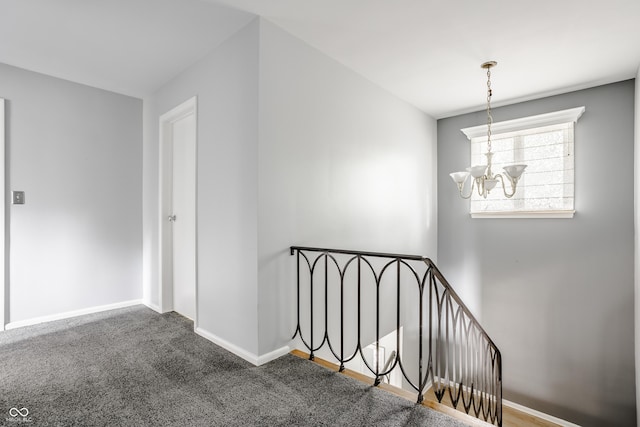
<box><xmin>2</xmin><ymin>0</ymin><xmax>639</xmax><ymax>118</ymax></box>
<box><xmin>0</xmin><ymin>0</ymin><xmax>255</xmax><ymax>98</ymax></box>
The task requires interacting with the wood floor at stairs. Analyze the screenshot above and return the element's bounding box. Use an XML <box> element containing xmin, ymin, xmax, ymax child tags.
<box><xmin>290</xmin><ymin>350</ymin><xmax>562</xmax><ymax>427</ymax></box>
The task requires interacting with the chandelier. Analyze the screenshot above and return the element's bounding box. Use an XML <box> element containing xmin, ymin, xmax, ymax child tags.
<box><xmin>450</xmin><ymin>61</ymin><xmax>527</xmax><ymax>199</ymax></box>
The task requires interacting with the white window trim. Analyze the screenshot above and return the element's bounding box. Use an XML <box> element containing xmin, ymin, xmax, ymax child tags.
<box><xmin>461</xmin><ymin>106</ymin><xmax>585</xmax><ymax>140</ymax></box>
<box><xmin>460</xmin><ymin>106</ymin><xmax>585</xmax><ymax>219</ymax></box>
<box><xmin>471</xmin><ymin>210</ymin><xmax>575</xmax><ymax>219</ymax></box>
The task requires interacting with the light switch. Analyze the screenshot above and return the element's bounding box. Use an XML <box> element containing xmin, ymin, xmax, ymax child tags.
<box><xmin>12</xmin><ymin>191</ymin><xmax>25</xmax><ymax>205</ymax></box>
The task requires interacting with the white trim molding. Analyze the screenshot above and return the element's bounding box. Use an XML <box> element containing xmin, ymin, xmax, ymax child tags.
<box><xmin>461</xmin><ymin>106</ymin><xmax>586</xmax><ymax>140</ymax></box>
<box><xmin>195</xmin><ymin>326</ymin><xmax>291</xmax><ymax>366</ymax></box>
<box><xmin>5</xmin><ymin>300</ymin><xmax>143</xmax><ymax>330</ymax></box>
<box><xmin>256</xmin><ymin>345</ymin><xmax>293</xmax><ymax>366</ymax></box>
<box><xmin>471</xmin><ymin>210</ymin><xmax>575</xmax><ymax>219</ymax></box>
<box><xmin>143</xmin><ymin>301</ymin><xmax>162</xmax><ymax>313</ymax></box>
<box><xmin>429</xmin><ymin>377</ymin><xmax>580</xmax><ymax>426</ymax></box>
<box><xmin>503</xmin><ymin>399</ymin><xmax>582</xmax><ymax>427</ymax></box>
<box><xmin>158</xmin><ymin>96</ymin><xmax>198</xmax><ymax>315</ymax></box>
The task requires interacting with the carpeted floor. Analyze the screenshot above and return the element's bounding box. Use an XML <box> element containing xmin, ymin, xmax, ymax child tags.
<box><xmin>0</xmin><ymin>306</ymin><xmax>466</xmax><ymax>426</ymax></box>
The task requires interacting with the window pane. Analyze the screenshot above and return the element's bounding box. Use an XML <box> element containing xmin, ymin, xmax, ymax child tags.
<box><xmin>470</xmin><ymin>122</ymin><xmax>574</xmax><ymax>214</ymax></box>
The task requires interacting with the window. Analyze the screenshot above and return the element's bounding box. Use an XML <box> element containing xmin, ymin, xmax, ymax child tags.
<box><xmin>461</xmin><ymin>107</ymin><xmax>585</xmax><ymax>218</ymax></box>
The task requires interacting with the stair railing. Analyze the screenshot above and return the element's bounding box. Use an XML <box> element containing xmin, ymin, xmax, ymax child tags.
<box><xmin>290</xmin><ymin>246</ymin><xmax>502</xmax><ymax>426</ymax></box>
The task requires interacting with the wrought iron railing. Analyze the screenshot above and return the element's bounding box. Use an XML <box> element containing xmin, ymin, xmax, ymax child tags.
<box><xmin>290</xmin><ymin>246</ymin><xmax>502</xmax><ymax>426</ymax></box>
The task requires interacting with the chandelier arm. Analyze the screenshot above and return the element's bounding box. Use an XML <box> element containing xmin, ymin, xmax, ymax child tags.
<box><xmin>495</xmin><ymin>174</ymin><xmax>517</xmax><ymax>199</ymax></box>
<box><xmin>457</xmin><ymin>178</ymin><xmax>475</xmax><ymax>199</ymax></box>
<box><xmin>476</xmin><ymin>177</ymin><xmax>487</xmax><ymax>199</ymax></box>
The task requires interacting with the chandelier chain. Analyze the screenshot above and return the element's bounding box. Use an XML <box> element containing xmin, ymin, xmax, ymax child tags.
<box><xmin>486</xmin><ymin>66</ymin><xmax>493</xmax><ymax>153</ymax></box>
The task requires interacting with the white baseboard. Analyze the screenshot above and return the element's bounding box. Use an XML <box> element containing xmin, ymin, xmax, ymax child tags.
<box><xmin>143</xmin><ymin>301</ymin><xmax>162</xmax><ymax>313</ymax></box>
<box><xmin>424</xmin><ymin>377</ymin><xmax>581</xmax><ymax>426</ymax></box>
<box><xmin>195</xmin><ymin>326</ymin><xmax>290</xmax><ymax>366</ymax></box>
<box><xmin>256</xmin><ymin>344</ymin><xmax>292</xmax><ymax>366</ymax></box>
<box><xmin>503</xmin><ymin>399</ymin><xmax>581</xmax><ymax>427</ymax></box>
<box><xmin>5</xmin><ymin>300</ymin><xmax>143</xmax><ymax>330</ymax></box>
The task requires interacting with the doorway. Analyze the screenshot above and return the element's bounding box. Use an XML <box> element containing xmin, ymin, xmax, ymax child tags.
<box><xmin>159</xmin><ymin>97</ymin><xmax>197</xmax><ymax>322</ymax></box>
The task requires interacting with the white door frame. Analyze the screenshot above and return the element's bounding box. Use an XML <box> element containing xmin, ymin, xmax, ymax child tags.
<box><xmin>0</xmin><ymin>98</ymin><xmax>5</xmax><ymax>331</ymax></box>
<box><xmin>158</xmin><ymin>96</ymin><xmax>198</xmax><ymax>322</ymax></box>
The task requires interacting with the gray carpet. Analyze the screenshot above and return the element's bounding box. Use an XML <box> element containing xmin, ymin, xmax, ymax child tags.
<box><xmin>0</xmin><ymin>306</ymin><xmax>466</xmax><ymax>426</ymax></box>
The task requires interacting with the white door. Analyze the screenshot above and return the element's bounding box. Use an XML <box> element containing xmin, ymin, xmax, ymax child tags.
<box><xmin>170</xmin><ymin>113</ymin><xmax>196</xmax><ymax>320</ymax></box>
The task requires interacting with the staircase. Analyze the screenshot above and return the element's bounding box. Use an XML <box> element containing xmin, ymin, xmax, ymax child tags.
<box><xmin>290</xmin><ymin>246</ymin><xmax>502</xmax><ymax>426</ymax></box>
<box><xmin>290</xmin><ymin>349</ymin><xmax>563</xmax><ymax>427</ymax></box>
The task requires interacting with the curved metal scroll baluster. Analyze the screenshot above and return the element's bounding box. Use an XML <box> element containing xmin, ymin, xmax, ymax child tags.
<box><xmin>290</xmin><ymin>246</ymin><xmax>502</xmax><ymax>426</ymax></box>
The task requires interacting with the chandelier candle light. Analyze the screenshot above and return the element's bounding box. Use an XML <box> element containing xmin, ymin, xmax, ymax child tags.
<box><xmin>450</xmin><ymin>61</ymin><xmax>527</xmax><ymax>199</ymax></box>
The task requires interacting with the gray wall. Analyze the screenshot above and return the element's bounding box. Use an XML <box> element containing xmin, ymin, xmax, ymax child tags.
<box><xmin>438</xmin><ymin>80</ymin><xmax>635</xmax><ymax>426</ymax></box>
<box><xmin>0</xmin><ymin>62</ymin><xmax>142</xmax><ymax>323</ymax></box>
<box><xmin>143</xmin><ymin>20</ymin><xmax>260</xmax><ymax>355</ymax></box>
<box><xmin>257</xmin><ymin>20</ymin><xmax>437</xmax><ymax>355</ymax></box>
